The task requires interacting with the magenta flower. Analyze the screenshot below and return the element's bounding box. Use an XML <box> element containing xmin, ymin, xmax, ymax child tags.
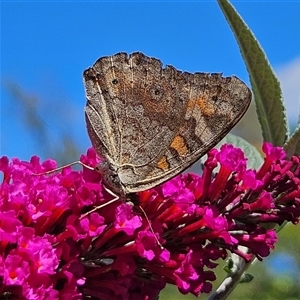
<box><xmin>1</xmin><ymin>142</ymin><xmax>300</xmax><ymax>299</ymax></box>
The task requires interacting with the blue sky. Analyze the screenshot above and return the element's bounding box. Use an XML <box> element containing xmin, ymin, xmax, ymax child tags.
<box><xmin>1</xmin><ymin>1</ymin><xmax>300</xmax><ymax>162</ymax></box>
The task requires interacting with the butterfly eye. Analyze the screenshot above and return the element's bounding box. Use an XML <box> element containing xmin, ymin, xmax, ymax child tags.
<box><xmin>154</xmin><ymin>89</ymin><xmax>160</xmax><ymax>95</ymax></box>
<box><xmin>112</xmin><ymin>79</ymin><xmax>118</xmax><ymax>85</ymax></box>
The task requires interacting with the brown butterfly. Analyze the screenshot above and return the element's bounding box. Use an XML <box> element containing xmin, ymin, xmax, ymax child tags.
<box><xmin>84</xmin><ymin>52</ymin><xmax>251</xmax><ymax>198</ymax></box>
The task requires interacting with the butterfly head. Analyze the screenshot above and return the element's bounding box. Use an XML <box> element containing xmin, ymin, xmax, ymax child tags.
<box><xmin>94</xmin><ymin>160</ymin><xmax>127</xmax><ymax>198</ymax></box>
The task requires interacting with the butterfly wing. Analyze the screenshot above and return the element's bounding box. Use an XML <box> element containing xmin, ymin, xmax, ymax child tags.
<box><xmin>84</xmin><ymin>52</ymin><xmax>251</xmax><ymax>194</ymax></box>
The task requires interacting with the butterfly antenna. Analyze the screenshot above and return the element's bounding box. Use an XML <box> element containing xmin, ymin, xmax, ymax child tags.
<box><xmin>33</xmin><ymin>161</ymin><xmax>94</xmax><ymax>176</ymax></box>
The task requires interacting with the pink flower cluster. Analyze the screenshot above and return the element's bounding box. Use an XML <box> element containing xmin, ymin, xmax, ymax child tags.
<box><xmin>1</xmin><ymin>143</ymin><xmax>300</xmax><ymax>299</ymax></box>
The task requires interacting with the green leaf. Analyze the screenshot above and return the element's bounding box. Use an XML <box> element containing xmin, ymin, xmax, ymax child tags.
<box><xmin>219</xmin><ymin>133</ymin><xmax>263</xmax><ymax>169</ymax></box>
<box><xmin>223</xmin><ymin>258</ymin><xmax>234</xmax><ymax>274</ymax></box>
<box><xmin>240</xmin><ymin>273</ymin><xmax>254</xmax><ymax>284</ymax></box>
<box><xmin>217</xmin><ymin>0</ymin><xmax>289</xmax><ymax>146</ymax></box>
<box><xmin>284</xmin><ymin>122</ymin><xmax>300</xmax><ymax>157</ymax></box>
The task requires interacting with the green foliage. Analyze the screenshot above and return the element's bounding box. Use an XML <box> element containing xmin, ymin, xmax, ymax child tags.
<box><xmin>218</xmin><ymin>0</ymin><xmax>289</xmax><ymax>147</ymax></box>
<box><xmin>240</xmin><ymin>273</ymin><xmax>254</xmax><ymax>284</ymax></box>
<box><xmin>284</xmin><ymin>122</ymin><xmax>300</xmax><ymax>157</ymax></box>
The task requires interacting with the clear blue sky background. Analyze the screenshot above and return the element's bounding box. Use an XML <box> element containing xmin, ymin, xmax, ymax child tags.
<box><xmin>1</xmin><ymin>1</ymin><xmax>300</xmax><ymax>161</ymax></box>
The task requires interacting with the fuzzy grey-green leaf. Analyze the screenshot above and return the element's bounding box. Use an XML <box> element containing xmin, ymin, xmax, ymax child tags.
<box><xmin>218</xmin><ymin>0</ymin><xmax>289</xmax><ymax>146</ymax></box>
<box><xmin>284</xmin><ymin>122</ymin><xmax>300</xmax><ymax>157</ymax></box>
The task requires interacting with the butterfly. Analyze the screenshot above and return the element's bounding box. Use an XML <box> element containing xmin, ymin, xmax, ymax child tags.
<box><xmin>84</xmin><ymin>52</ymin><xmax>251</xmax><ymax>198</ymax></box>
